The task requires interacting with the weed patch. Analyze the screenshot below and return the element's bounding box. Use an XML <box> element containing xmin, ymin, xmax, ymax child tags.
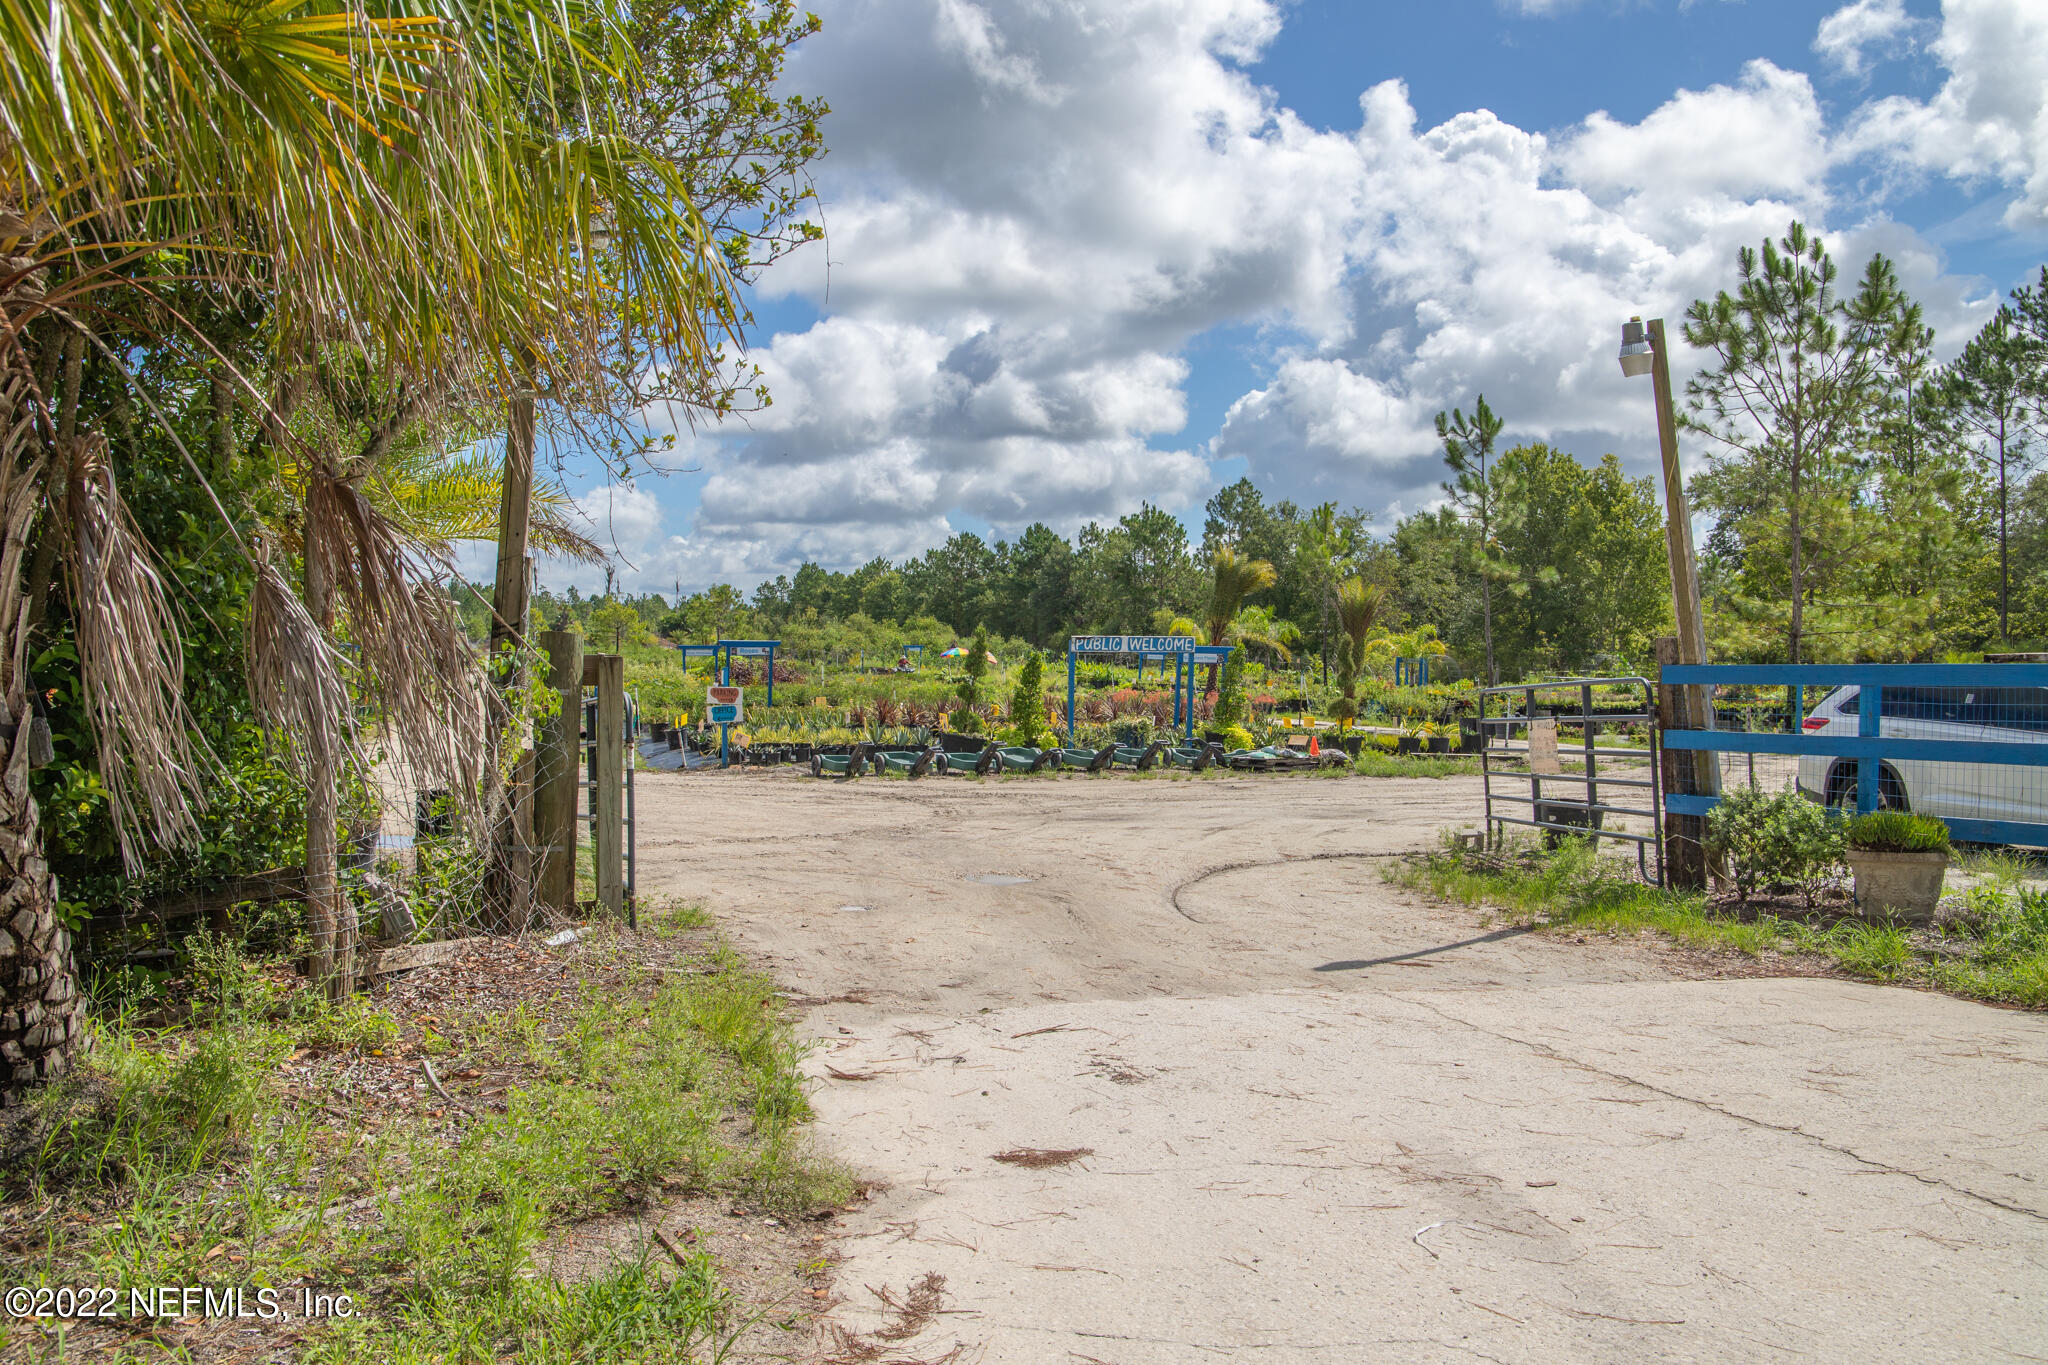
<box><xmin>1390</xmin><ymin>836</ymin><xmax>2048</xmax><ymax>1008</ymax></box>
<box><xmin>1</xmin><ymin>910</ymin><xmax>852</xmax><ymax>1362</ymax></box>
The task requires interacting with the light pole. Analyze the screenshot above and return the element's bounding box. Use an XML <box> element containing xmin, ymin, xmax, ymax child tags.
<box><xmin>1620</xmin><ymin>316</ymin><xmax>1719</xmax><ymax>888</ymax></box>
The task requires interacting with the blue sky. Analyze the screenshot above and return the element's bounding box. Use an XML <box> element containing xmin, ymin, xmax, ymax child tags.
<box><xmin>511</xmin><ymin>0</ymin><xmax>2048</xmax><ymax>599</ymax></box>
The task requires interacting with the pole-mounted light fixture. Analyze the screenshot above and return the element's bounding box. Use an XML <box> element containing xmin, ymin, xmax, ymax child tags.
<box><xmin>1617</xmin><ymin>315</ymin><xmax>1655</xmax><ymax>378</ymax></box>
<box><xmin>1617</xmin><ymin>311</ymin><xmax>1719</xmax><ymax>889</ymax></box>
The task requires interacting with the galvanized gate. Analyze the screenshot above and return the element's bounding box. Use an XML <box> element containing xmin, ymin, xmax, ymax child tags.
<box><xmin>1480</xmin><ymin>677</ymin><xmax>1665</xmax><ymax>884</ymax></box>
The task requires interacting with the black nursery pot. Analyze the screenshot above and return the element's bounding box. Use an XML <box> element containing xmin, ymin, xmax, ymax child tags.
<box><xmin>1396</xmin><ymin>735</ymin><xmax>1420</xmax><ymax>755</ymax></box>
<box><xmin>1427</xmin><ymin>736</ymin><xmax>1453</xmax><ymax>754</ymax></box>
<box><xmin>666</xmin><ymin>731</ymin><xmax>681</xmax><ymax>750</ymax></box>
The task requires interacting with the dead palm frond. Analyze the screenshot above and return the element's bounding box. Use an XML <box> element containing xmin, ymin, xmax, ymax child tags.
<box><xmin>303</xmin><ymin>465</ymin><xmax>489</xmax><ymax>813</ymax></box>
<box><xmin>55</xmin><ymin>435</ymin><xmax>213</xmax><ymax>867</ymax></box>
<box><xmin>246</xmin><ymin>554</ymin><xmax>353</xmax><ymax>782</ymax></box>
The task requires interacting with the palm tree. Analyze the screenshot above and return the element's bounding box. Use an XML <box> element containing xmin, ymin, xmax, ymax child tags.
<box><xmin>1227</xmin><ymin>605</ymin><xmax>1302</xmax><ymax>668</ymax></box>
<box><xmin>1204</xmin><ymin>547</ymin><xmax>1276</xmax><ymax>689</ymax></box>
<box><xmin>1329</xmin><ymin>578</ymin><xmax>1389</xmax><ymax>730</ymax></box>
<box><xmin>0</xmin><ymin>0</ymin><xmax>736</xmax><ymax>1091</ymax></box>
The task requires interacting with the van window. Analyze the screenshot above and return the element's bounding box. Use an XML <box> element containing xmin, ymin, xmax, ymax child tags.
<box><xmin>1833</xmin><ymin>687</ymin><xmax>1969</xmax><ymax>720</ymax></box>
<box><xmin>1959</xmin><ymin>688</ymin><xmax>2048</xmax><ymax>733</ymax></box>
<box><xmin>1837</xmin><ymin>685</ymin><xmax>2048</xmax><ymax>730</ymax></box>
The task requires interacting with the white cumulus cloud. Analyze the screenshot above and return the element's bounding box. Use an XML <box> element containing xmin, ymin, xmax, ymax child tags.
<box><xmin>564</xmin><ymin>0</ymin><xmax>2024</xmax><ymax>595</ymax></box>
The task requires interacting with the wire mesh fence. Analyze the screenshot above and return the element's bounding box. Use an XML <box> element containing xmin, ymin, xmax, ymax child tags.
<box><xmin>1663</xmin><ymin>665</ymin><xmax>2048</xmax><ymax>849</ymax></box>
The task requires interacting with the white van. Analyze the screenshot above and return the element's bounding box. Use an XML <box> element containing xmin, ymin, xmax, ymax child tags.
<box><xmin>1795</xmin><ymin>685</ymin><xmax>2048</xmax><ymax>826</ymax></box>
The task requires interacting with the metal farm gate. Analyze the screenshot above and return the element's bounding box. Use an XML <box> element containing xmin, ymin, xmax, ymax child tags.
<box><xmin>1479</xmin><ymin>677</ymin><xmax>1665</xmax><ymax>884</ymax></box>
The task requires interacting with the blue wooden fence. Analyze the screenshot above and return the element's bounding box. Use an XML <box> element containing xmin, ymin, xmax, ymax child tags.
<box><xmin>1660</xmin><ymin>663</ymin><xmax>2048</xmax><ymax>849</ymax></box>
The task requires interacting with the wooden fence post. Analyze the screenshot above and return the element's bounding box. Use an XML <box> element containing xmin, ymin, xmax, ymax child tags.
<box><xmin>1656</xmin><ymin>636</ymin><xmax>1708</xmax><ymax>890</ymax></box>
<box><xmin>536</xmin><ymin>630</ymin><xmax>583</xmax><ymax>916</ymax></box>
<box><xmin>593</xmin><ymin>653</ymin><xmax>625</xmax><ymax>917</ymax></box>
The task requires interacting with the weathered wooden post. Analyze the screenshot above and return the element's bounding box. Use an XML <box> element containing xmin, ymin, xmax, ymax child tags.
<box><xmin>485</xmin><ymin>383</ymin><xmax>538</xmax><ymax>929</ymax></box>
<box><xmin>535</xmin><ymin>629</ymin><xmax>583</xmax><ymax>916</ymax></box>
<box><xmin>1656</xmin><ymin>635</ymin><xmax>1709</xmax><ymax>889</ymax></box>
<box><xmin>592</xmin><ymin>652</ymin><xmax>625</xmax><ymax>917</ymax></box>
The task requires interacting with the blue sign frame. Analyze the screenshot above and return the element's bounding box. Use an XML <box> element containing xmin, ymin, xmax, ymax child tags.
<box><xmin>699</xmin><ymin>639</ymin><xmax>781</xmax><ymax>768</ymax></box>
<box><xmin>1064</xmin><ymin>635</ymin><xmax>1227</xmax><ymax>744</ymax></box>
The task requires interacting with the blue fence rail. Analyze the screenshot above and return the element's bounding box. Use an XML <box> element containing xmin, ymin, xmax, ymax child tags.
<box><xmin>1659</xmin><ymin>663</ymin><xmax>2048</xmax><ymax>850</ymax></box>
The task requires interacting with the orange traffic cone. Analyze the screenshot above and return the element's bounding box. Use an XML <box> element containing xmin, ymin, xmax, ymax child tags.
<box><xmin>1308</xmin><ymin>735</ymin><xmax>1320</xmax><ymax>756</ymax></box>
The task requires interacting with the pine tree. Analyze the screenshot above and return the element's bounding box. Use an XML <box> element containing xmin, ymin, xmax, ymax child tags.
<box><xmin>1944</xmin><ymin>307</ymin><xmax>2046</xmax><ymax>641</ymax></box>
<box><xmin>1435</xmin><ymin>395</ymin><xmax>1506</xmax><ymax>684</ymax></box>
<box><xmin>1682</xmin><ymin>221</ymin><xmax>1881</xmax><ymax>662</ymax></box>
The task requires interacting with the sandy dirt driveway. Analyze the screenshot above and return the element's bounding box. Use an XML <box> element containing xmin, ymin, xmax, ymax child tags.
<box><xmin>634</xmin><ymin>768</ymin><xmax>2048</xmax><ymax>1365</ymax></box>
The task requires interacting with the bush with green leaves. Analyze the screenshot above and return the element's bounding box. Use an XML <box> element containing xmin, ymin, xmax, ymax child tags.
<box><xmin>951</xmin><ymin>626</ymin><xmax>991</xmax><ymax>732</ymax></box>
<box><xmin>1844</xmin><ymin>810</ymin><xmax>1951</xmax><ymax>853</ymax></box>
<box><xmin>1213</xmin><ymin>648</ymin><xmax>1248</xmax><ymax>730</ymax></box>
<box><xmin>1011</xmin><ymin>652</ymin><xmax>1047</xmax><ymax>746</ymax></box>
<box><xmin>1704</xmin><ymin>785</ymin><xmax>1844</xmax><ymax>904</ymax></box>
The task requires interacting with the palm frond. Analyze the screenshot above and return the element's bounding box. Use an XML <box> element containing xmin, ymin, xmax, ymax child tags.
<box><xmin>56</xmin><ymin>436</ymin><xmax>215</xmax><ymax>867</ymax></box>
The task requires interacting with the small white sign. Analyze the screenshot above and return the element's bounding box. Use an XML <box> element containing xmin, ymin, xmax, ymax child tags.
<box><xmin>1528</xmin><ymin>717</ymin><xmax>1561</xmax><ymax>775</ymax></box>
<box><xmin>706</xmin><ymin>686</ymin><xmax>743</xmax><ymax>725</ymax></box>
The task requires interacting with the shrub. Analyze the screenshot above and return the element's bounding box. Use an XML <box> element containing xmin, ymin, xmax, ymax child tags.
<box><xmin>1010</xmin><ymin>653</ymin><xmax>1047</xmax><ymax>746</ymax></box>
<box><xmin>1845</xmin><ymin>810</ymin><xmax>1951</xmax><ymax>853</ymax></box>
<box><xmin>951</xmin><ymin>626</ymin><xmax>990</xmax><ymax>732</ymax></box>
<box><xmin>1703</xmin><ymin>785</ymin><xmax>1844</xmax><ymax>904</ymax></box>
<box><xmin>1213</xmin><ymin>650</ymin><xmax>1248</xmax><ymax>730</ymax></box>
<box><xmin>1219</xmin><ymin>725</ymin><xmax>1255</xmax><ymax>752</ymax></box>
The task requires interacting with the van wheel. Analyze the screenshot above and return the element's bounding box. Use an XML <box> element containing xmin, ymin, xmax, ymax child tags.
<box><xmin>1823</xmin><ymin>762</ymin><xmax>1908</xmax><ymax>811</ymax></box>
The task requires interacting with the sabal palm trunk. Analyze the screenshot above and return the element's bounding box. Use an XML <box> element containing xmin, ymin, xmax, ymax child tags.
<box><xmin>301</xmin><ymin>544</ymin><xmax>352</xmax><ymax>999</ymax></box>
<box><xmin>0</xmin><ymin>396</ymin><xmax>82</xmax><ymax>1104</ymax></box>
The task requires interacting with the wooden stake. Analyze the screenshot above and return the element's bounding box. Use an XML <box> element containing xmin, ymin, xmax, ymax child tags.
<box><xmin>536</xmin><ymin>629</ymin><xmax>583</xmax><ymax>916</ymax></box>
<box><xmin>594</xmin><ymin>653</ymin><xmax>625</xmax><ymax>917</ymax></box>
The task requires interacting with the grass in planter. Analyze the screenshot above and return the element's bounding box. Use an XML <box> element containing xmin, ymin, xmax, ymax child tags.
<box><xmin>2</xmin><ymin>927</ymin><xmax>851</xmax><ymax>1363</ymax></box>
<box><xmin>1387</xmin><ymin>835</ymin><xmax>2048</xmax><ymax>1008</ymax></box>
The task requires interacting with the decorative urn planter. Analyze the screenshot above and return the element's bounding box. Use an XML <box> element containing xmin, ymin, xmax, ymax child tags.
<box><xmin>1846</xmin><ymin>849</ymin><xmax>1948</xmax><ymax>922</ymax></box>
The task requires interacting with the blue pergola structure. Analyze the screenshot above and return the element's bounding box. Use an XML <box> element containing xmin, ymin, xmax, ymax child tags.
<box><xmin>1065</xmin><ymin>635</ymin><xmax>1230</xmax><ymax>744</ymax></box>
<box><xmin>1394</xmin><ymin>655</ymin><xmax>1434</xmax><ymax>686</ymax></box>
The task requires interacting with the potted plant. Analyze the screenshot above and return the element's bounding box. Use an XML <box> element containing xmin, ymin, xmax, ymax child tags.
<box><xmin>1396</xmin><ymin>721</ymin><xmax>1422</xmax><ymax>756</ymax></box>
<box><xmin>1424</xmin><ymin>721</ymin><xmax>1453</xmax><ymax>754</ymax></box>
<box><xmin>1843</xmin><ymin>811</ymin><xmax>1951</xmax><ymax>921</ymax></box>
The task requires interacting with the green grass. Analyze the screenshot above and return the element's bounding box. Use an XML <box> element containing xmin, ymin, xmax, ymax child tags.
<box><xmin>1349</xmin><ymin>751</ymin><xmax>1483</xmax><ymax>778</ymax></box>
<box><xmin>3</xmin><ymin>925</ymin><xmax>850</xmax><ymax>1362</ymax></box>
<box><xmin>1389</xmin><ymin>836</ymin><xmax>2048</xmax><ymax>1008</ymax></box>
